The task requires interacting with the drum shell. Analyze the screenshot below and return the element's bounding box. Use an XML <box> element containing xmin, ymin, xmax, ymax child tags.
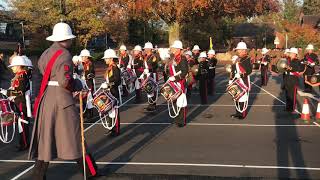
<box><xmin>141</xmin><ymin>76</ymin><xmax>157</xmax><ymax>94</ymax></box>
<box><xmin>0</xmin><ymin>98</ymin><xmax>18</xmax><ymax>126</ymax></box>
<box><xmin>160</xmin><ymin>82</ymin><xmax>182</xmax><ymax>102</ymax></box>
<box><xmin>92</xmin><ymin>92</ymin><xmax>117</xmax><ymax>115</ymax></box>
<box><xmin>226</xmin><ymin>79</ymin><xmax>248</xmax><ymax>101</ymax></box>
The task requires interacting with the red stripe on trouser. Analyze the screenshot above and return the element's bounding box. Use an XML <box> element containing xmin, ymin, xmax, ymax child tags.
<box><xmin>242</xmin><ymin>108</ymin><xmax>247</xmax><ymax>118</ymax></box>
<box><xmin>184</xmin><ymin>107</ymin><xmax>187</xmax><ymax>125</ymax></box>
<box><xmin>19</xmin><ymin>103</ymin><xmax>27</xmax><ymax>147</ymax></box>
<box><xmin>85</xmin><ymin>155</ymin><xmax>97</xmax><ymax>176</ymax></box>
<box><xmin>115</xmin><ymin>112</ymin><xmax>120</xmax><ymax>134</ymax></box>
<box><xmin>293</xmin><ymin>86</ymin><xmax>297</xmax><ymax>110</ymax></box>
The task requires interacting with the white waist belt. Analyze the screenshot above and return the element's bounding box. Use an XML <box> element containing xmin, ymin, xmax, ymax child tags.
<box><xmin>48</xmin><ymin>81</ymin><xmax>59</xmax><ymax>86</ymax></box>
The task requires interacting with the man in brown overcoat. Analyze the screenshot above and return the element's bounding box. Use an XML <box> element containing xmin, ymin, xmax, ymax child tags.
<box><xmin>28</xmin><ymin>22</ymin><xmax>90</xmax><ymax>180</ymax></box>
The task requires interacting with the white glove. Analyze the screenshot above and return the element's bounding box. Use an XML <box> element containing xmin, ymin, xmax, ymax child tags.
<box><xmin>144</xmin><ymin>69</ymin><xmax>149</xmax><ymax>74</ymax></box>
<box><xmin>169</xmin><ymin>76</ymin><xmax>175</xmax><ymax>81</ymax></box>
<box><xmin>228</xmin><ymin>80</ymin><xmax>233</xmax><ymax>85</ymax></box>
<box><xmin>235</xmin><ymin>73</ymin><xmax>241</xmax><ymax>78</ymax></box>
<box><xmin>101</xmin><ymin>82</ymin><xmax>108</xmax><ymax>89</ymax></box>
<box><xmin>8</xmin><ymin>96</ymin><xmax>16</xmax><ymax>101</ymax></box>
<box><xmin>0</xmin><ymin>89</ymin><xmax>7</xmax><ymax>96</ymax></box>
<box><xmin>127</xmin><ymin>65</ymin><xmax>131</xmax><ymax>69</ymax></box>
<box><xmin>263</xmin><ymin>62</ymin><xmax>268</xmax><ymax>65</ymax></box>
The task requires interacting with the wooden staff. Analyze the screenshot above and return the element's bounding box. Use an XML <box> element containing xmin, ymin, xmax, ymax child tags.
<box><xmin>79</xmin><ymin>91</ymin><xmax>87</xmax><ymax>180</ymax></box>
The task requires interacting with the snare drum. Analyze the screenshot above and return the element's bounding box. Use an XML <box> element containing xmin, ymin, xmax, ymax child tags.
<box><xmin>0</xmin><ymin>94</ymin><xmax>18</xmax><ymax>126</ymax></box>
<box><xmin>141</xmin><ymin>76</ymin><xmax>157</xmax><ymax>94</ymax></box>
<box><xmin>121</xmin><ymin>69</ymin><xmax>137</xmax><ymax>84</ymax></box>
<box><xmin>226</xmin><ymin>78</ymin><xmax>249</xmax><ymax>101</ymax></box>
<box><xmin>92</xmin><ymin>91</ymin><xmax>117</xmax><ymax>116</ymax></box>
<box><xmin>160</xmin><ymin>81</ymin><xmax>182</xmax><ymax>102</ymax></box>
<box><xmin>0</xmin><ymin>93</ymin><xmax>20</xmax><ymax>143</ymax></box>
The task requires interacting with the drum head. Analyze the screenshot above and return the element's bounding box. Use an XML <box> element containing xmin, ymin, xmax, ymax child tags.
<box><xmin>93</xmin><ymin>92</ymin><xmax>116</xmax><ymax>114</ymax></box>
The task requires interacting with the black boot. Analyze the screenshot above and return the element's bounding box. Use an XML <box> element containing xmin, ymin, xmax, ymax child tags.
<box><xmin>33</xmin><ymin>160</ymin><xmax>49</xmax><ymax>180</ymax></box>
<box><xmin>145</xmin><ymin>103</ymin><xmax>156</xmax><ymax>111</ymax></box>
<box><xmin>135</xmin><ymin>89</ymin><xmax>142</xmax><ymax>103</ymax></box>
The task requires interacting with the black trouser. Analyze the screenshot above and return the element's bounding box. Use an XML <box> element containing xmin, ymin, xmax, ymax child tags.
<box><xmin>19</xmin><ymin>117</ymin><xmax>29</xmax><ymax>148</ymax></box>
<box><xmin>186</xmin><ymin>85</ymin><xmax>192</xmax><ymax>99</ymax></box>
<box><xmin>284</xmin><ymin>75</ymin><xmax>298</xmax><ymax>112</ymax></box>
<box><xmin>260</xmin><ymin>65</ymin><xmax>268</xmax><ymax>86</ymax></box>
<box><xmin>207</xmin><ymin>78</ymin><xmax>215</xmax><ymax>95</ymax></box>
<box><xmin>148</xmin><ymin>93</ymin><xmax>157</xmax><ymax>108</ymax></box>
<box><xmin>107</xmin><ymin>111</ymin><xmax>120</xmax><ymax>136</ymax></box>
<box><xmin>173</xmin><ymin>104</ymin><xmax>186</xmax><ymax>127</ymax></box>
<box><xmin>208</xmin><ymin>71</ymin><xmax>215</xmax><ymax>95</ymax></box>
<box><xmin>303</xmin><ymin>67</ymin><xmax>315</xmax><ymax>92</ymax></box>
<box><xmin>17</xmin><ymin>102</ymin><xmax>30</xmax><ymax>148</ymax></box>
<box><xmin>199</xmin><ymin>77</ymin><xmax>208</xmax><ymax>104</ymax></box>
<box><xmin>135</xmin><ymin>89</ymin><xmax>142</xmax><ymax>102</ymax></box>
<box><xmin>235</xmin><ymin>102</ymin><xmax>247</xmax><ymax>118</ymax></box>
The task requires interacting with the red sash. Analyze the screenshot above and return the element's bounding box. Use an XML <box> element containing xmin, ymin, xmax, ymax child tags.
<box><xmin>33</xmin><ymin>50</ymin><xmax>63</xmax><ymax>116</ymax></box>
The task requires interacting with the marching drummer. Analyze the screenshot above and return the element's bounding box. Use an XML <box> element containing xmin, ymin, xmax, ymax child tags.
<box><xmin>1</xmin><ymin>55</ymin><xmax>31</xmax><ymax>151</ymax></box>
<box><xmin>168</xmin><ymin>40</ymin><xmax>188</xmax><ymax>127</ymax></box>
<box><xmin>102</xmin><ymin>49</ymin><xmax>121</xmax><ymax>136</ymax></box>
<box><xmin>284</xmin><ymin>48</ymin><xmax>305</xmax><ymax>113</ymax></box>
<box><xmin>79</xmin><ymin>49</ymin><xmax>95</xmax><ymax>118</ymax></box>
<box><xmin>230</xmin><ymin>42</ymin><xmax>252</xmax><ymax>120</ymax></box>
<box><xmin>130</xmin><ymin>45</ymin><xmax>144</xmax><ymax>103</ymax></box>
<box><xmin>72</xmin><ymin>55</ymin><xmax>83</xmax><ymax>76</ymax></box>
<box><xmin>196</xmin><ymin>52</ymin><xmax>209</xmax><ymax>104</ymax></box>
<box><xmin>119</xmin><ymin>45</ymin><xmax>130</xmax><ymax>96</ymax></box>
<box><xmin>207</xmin><ymin>49</ymin><xmax>218</xmax><ymax>95</ymax></box>
<box><xmin>143</xmin><ymin>42</ymin><xmax>159</xmax><ymax>112</ymax></box>
<box><xmin>192</xmin><ymin>45</ymin><xmax>201</xmax><ymax>64</ymax></box>
<box><xmin>302</xmin><ymin>44</ymin><xmax>318</xmax><ymax>93</ymax></box>
<box><xmin>185</xmin><ymin>50</ymin><xmax>196</xmax><ymax>99</ymax></box>
<box><xmin>259</xmin><ymin>48</ymin><xmax>271</xmax><ymax>86</ymax></box>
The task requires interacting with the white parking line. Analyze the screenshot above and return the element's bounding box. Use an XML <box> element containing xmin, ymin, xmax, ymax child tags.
<box><xmin>123</xmin><ymin>104</ymin><xmax>285</xmax><ymax>107</ymax></box>
<box><xmin>3</xmin><ymin>160</ymin><xmax>320</xmax><ymax>171</ymax></box>
<box><xmin>251</xmin><ymin>82</ymin><xmax>301</xmax><ymax>114</ymax></box>
<box><xmin>251</xmin><ymin>82</ymin><xmax>286</xmax><ymax>105</ymax></box>
<box><xmin>313</xmin><ymin>122</ymin><xmax>320</xmax><ymax>128</ymax></box>
<box><xmin>10</xmin><ymin>165</ymin><xmax>35</xmax><ymax>180</ymax></box>
<box><xmin>83</xmin><ymin>122</ymin><xmax>316</xmax><ymax>127</ymax></box>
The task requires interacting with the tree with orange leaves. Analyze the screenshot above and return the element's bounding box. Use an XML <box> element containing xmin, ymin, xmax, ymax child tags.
<box><xmin>102</xmin><ymin>0</ymin><xmax>280</xmax><ymax>44</ymax></box>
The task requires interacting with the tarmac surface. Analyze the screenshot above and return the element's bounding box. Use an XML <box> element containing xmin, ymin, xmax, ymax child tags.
<box><xmin>1</xmin><ymin>60</ymin><xmax>320</xmax><ymax>180</ymax></box>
